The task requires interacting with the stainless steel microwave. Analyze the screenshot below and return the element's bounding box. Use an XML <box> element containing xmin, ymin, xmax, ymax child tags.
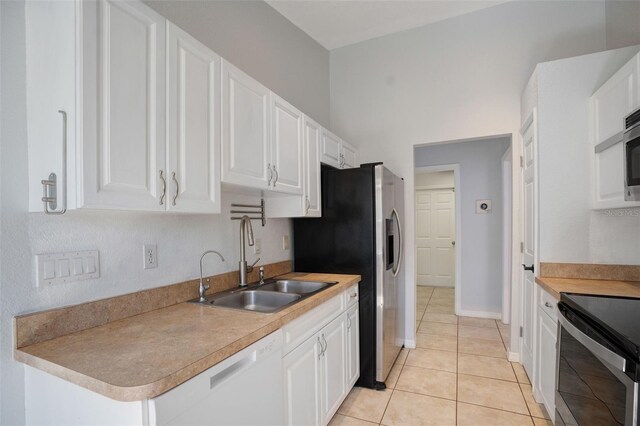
<box><xmin>624</xmin><ymin>108</ymin><xmax>640</xmax><ymax>201</ymax></box>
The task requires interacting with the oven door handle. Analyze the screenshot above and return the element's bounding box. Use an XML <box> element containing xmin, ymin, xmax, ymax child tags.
<box><xmin>558</xmin><ymin>311</ymin><xmax>626</xmax><ymax>373</ymax></box>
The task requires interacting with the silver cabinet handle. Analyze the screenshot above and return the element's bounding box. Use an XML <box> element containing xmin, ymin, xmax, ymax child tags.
<box><xmin>322</xmin><ymin>334</ymin><xmax>328</xmax><ymax>356</ymax></box>
<box><xmin>272</xmin><ymin>165</ymin><xmax>278</xmax><ymax>186</ymax></box>
<box><xmin>544</xmin><ymin>302</ymin><xmax>553</xmax><ymax>308</ymax></box>
<box><xmin>340</xmin><ymin>153</ymin><xmax>344</xmax><ymax>168</ymax></box>
<box><xmin>305</xmin><ymin>197</ymin><xmax>310</xmax><ymax>214</ymax></box>
<box><xmin>347</xmin><ymin>316</ymin><xmax>351</xmax><ymax>330</ymax></box>
<box><xmin>42</xmin><ymin>110</ymin><xmax>68</xmax><ymax>215</ymax></box>
<box><xmin>267</xmin><ymin>163</ymin><xmax>272</xmax><ymax>186</ymax></box>
<box><xmin>159</xmin><ymin>170</ymin><xmax>167</xmax><ymax>205</ymax></box>
<box><xmin>317</xmin><ymin>336</ymin><xmax>323</xmax><ymax>360</ymax></box>
<box><xmin>171</xmin><ymin>172</ymin><xmax>179</xmax><ymax>206</ymax></box>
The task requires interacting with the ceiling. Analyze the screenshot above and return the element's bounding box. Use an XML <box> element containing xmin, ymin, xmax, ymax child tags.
<box><xmin>266</xmin><ymin>0</ymin><xmax>510</xmax><ymax>50</ymax></box>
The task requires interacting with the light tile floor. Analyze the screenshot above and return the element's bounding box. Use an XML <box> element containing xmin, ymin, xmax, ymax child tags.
<box><xmin>332</xmin><ymin>286</ymin><xmax>551</xmax><ymax>426</ymax></box>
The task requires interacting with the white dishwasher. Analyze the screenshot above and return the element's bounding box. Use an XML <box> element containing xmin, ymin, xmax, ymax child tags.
<box><xmin>148</xmin><ymin>330</ymin><xmax>283</xmax><ymax>426</ymax></box>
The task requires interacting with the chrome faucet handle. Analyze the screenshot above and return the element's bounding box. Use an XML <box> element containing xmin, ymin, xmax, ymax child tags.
<box><xmin>247</xmin><ymin>258</ymin><xmax>260</xmax><ymax>273</ymax></box>
<box><xmin>259</xmin><ymin>266</ymin><xmax>265</xmax><ymax>285</ymax></box>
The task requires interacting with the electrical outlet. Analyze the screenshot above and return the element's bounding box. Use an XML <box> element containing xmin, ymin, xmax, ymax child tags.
<box><xmin>282</xmin><ymin>235</ymin><xmax>289</xmax><ymax>250</ymax></box>
<box><xmin>253</xmin><ymin>238</ymin><xmax>262</xmax><ymax>255</ymax></box>
<box><xmin>143</xmin><ymin>244</ymin><xmax>157</xmax><ymax>269</ymax></box>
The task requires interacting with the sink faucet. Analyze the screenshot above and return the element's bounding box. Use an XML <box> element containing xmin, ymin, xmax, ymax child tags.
<box><xmin>239</xmin><ymin>215</ymin><xmax>260</xmax><ymax>287</ymax></box>
<box><xmin>199</xmin><ymin>250</ymin><xmax>225</xmax><ymax>302</ymax></box>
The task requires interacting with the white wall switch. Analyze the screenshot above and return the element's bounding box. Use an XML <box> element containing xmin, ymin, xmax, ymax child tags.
<box><xmin>36</xmin><ymin>250</ymin><xmax>100</xmax><ymax>287</ymax></box>
<box><xmin>253</xmin><ymin>238</ymin><xmax>262</xmax><ymax>255</ymax></box>
<box><xmin>282</xmin><ymin>235</ymin><xmax>290</xmax><ymax>250</ymax></box>
<box><xmin>143</xmin><ymin>244</ymin><xmax>158</xmax><ymax>269</ymax></box>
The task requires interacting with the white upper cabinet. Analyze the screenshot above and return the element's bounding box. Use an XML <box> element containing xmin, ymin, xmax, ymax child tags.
<box><xmin>341</xmin><ymin>140</ymin><xmax>358</xmax><ymax>169</ymax></box>
<box><xmin>82</xmin><ymin>0</ymin><xmax>167</xmax><ymax>211</ymax></box>
<box><xmin>221</xmin><ymin>60</ymin><xmax>271</xmax><ymax>190</ymax></box>
<box><xmin>27</xmin><ymin>0</ymin><xmax>222</xmax><ymax>214</ymax></box>
<box><xmin>270</xmin><ymin>94</ymin><xmax>304</xmax><ymax>195</ymax></box>
<box><xmin>304</xmin><ymin>116</ymin><xmax>322</xmax><ymax>217</ymax></box>
<box><xmin>166</xmin><ymin>23</ymin><xmax>221</xmax><ymax>213</ymax></box>
<box><xmin>591</xmin><ymin>53</ymin><xmax>640</xmax><ymax>209</ymax></box>
<box><xmin>321</xmin><ymin>130</ymin><xmax>342</xmax><ymax>169</ymax></box>
<box><xmin>321</xmin><ymin>129</ymin><xmax>358</xmax><ymax>170</ymax></box>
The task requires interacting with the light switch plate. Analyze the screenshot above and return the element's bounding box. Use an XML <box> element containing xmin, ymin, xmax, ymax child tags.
<box><xmin>253</xmin><ymin>238</ymin><xmax>262</xmax><ymax>255</ymax></box>
<box><xmin>36</xmin><ymin>250</ymin><xmax>100</xmax><ymax>287</ymax></box>
<box><xmin>282</xmin><ymin>235</ymin><xmax>290</xmax><ymax>250</ymax></box>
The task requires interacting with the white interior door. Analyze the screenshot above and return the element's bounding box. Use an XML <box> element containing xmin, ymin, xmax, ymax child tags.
<box><xmin>415</xmin><ymin>188</ymin><xmax>456</xmax><ymax>287</ymax></box>
<box><xmin>166</xmin><ymin>23</ymin><xmax>220</xmax><ymax>213</ymax></box>
<box><xmin>521</xmin><ymin>110</ymin><xmax>538</xmax><ymax>379</ymax></box>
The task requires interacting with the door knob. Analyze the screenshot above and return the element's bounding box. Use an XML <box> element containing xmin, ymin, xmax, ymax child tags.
<box><xmin>451</xmin><ymin>241</ymin><xmax>456</xmax><ymax>246</ymax></box>
<box><xmin>522</xmin><ymin>264</ymin><xmax>535</xmax><ymax>273</ymax></box>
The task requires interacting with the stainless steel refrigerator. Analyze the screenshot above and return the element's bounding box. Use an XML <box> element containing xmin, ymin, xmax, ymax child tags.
<box><xmin>293</xmin><ymin>163</ymin><xmax>404</xmax><ymax>389</ymax></box>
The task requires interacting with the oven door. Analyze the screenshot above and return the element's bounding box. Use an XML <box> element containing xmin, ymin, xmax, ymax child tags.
<box><xmin>556</xmin><ymin>310</ymin><xmax>638</xmax><ymax>425</ymax></box>
<box><xmin>624</xmin><ymin>125</ymin><xmax>640</xmax><ymax>201</ymax></box>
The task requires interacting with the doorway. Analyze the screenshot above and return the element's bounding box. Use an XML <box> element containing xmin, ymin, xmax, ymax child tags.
<box><xmin>415</xmin><ymin>171</ymin><xmax>456</xmax><ymax>288</ymax></box>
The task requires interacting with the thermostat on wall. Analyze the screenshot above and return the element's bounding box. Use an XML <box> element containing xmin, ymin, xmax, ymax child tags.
<box><xmin>476</xmin><ymin>199</ymin><xmax>492</xmax><ymax>214</ymax></box>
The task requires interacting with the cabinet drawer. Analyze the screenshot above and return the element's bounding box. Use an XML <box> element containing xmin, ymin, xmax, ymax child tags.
<box><xmin>282</xmin><ymin>294</ymin><xmax>344</xmax><ymax>355</ymax></box>
<box><xmin>343</xmin><ymin>284</ymin><xmax>359</xmax><ymax>307</ymax></box>
<box><xmin>538</xmin><ymin>288</ymin><xmax>558</xmax><ymax>322</ymax></box>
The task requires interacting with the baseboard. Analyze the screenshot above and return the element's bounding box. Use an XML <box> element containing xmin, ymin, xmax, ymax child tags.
<box><xmin>508</xmin><ymin>351</ymin><xmax>521</xmax><ymax>362</ymax></box>
<box><xmin>457</xmin><ymin>309</ymin><xmax>502</xmax><ymax>320</ymax></box>
<box><xmin>404</xmin><ymin>339</ymin><xmax>416</xmax><ymax>349</ymax></box>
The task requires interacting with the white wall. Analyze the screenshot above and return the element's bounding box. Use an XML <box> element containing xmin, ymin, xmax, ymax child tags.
<box><xmin>415</xmin><ymin>137</ymin><xmax>511</xmax><ymax>315</ymax></box>
<box><xmin>0</xmin><ymin>1</ymin><xmax>323</xmax><ymax>422</ymax></box>
<box><xmin>533</xmin><ymin>46</ymin><xmax>640</xmax><ymax>265</ymax></box>
<box><xmin>330</xmin><ymin>0</ymin><xmax>609</xmax><ymax>343</ymax></box>
<box><xmin>144</xmin><ymin>0</ymin><xmax>330</xmax><ymax>127</ymax></box>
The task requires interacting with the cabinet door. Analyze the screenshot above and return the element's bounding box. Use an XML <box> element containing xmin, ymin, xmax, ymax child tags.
<box><xmin>321</xmin><ymin>130</ymin><xmax>342</xmax><ymax>169</ymax></box>
<box><xmin>304</xmin><ymin>116</ymin><xmax>322</xmax><ymax>217</ymax></box>
<box><xmin>82</xmin><ymin>0</ymin><xmax>166</xmax><ymax>211</ymax></box>
<box><xmin>320</xmin><ymin>314</ymin><xmax>347</xmax><ymax>424</ymax></box>
<box><xmin>536</xmin><ymin>308</ymin><xmax>557</xmax><ymax>421</ymax></box>
<box><xmin>592</xmin><ymin>54</ymin><xmax>639</xmax><ymax>146</ymax></box>
<box><xmin>594</xmin><ymin>142</ymin><xmax>625</xmax><ymax>207</ymax></box>
<box><xmin>271</xmin><ymin>94</ymin><xmax>303</xmax><ymax>195</ymax></box>
<box><xmin>283</xmin><ymin>334</ymin><xmax>323</xmax><ymax>426</ymax></box>
<box><xmin>341</xmin><ymin>141</ymin><xmax>358</xmax><ymax>169</ymax></box>
<box><xmin>221</xmin><ymin>60</ymin><xmax>270</xmax><ymax>189</ymax></box>
<box><xmin>346</xmin><ymin>305</ymin><xmax>360</xmax><ymax>389</ymax></box>
<box><xmin>166</xmin><ymin>23</ymin><xmax>221</xmax><ymax>213</ymax></box>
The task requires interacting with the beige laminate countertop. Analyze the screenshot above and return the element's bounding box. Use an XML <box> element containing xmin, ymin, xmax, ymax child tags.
<box><xmin>15</xmin><ymin>272</ymin><xmax>360</xmax><ymax>402</ymax></box>
<box><xmin>535</xmin><ymin>276</ymin><xmax>640</xmax><ymax>300</ymax></box>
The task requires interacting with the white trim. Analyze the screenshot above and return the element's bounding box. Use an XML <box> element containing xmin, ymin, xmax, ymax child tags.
<box><xmin>457</xmin><ymin>310</ymin><xmax>502</xmax><ymax>320</ymax></box>
<box><xmin>414</xmin><ymin>164</ymin><xmax>462</xmax><ymax>316</ymax></box>
<box><xmin>404</xmin><ymin>339</ymin><xmax>416</xmax><ymax>349</ymax></box>
<box><xmin>501</xmin><ymin>146</ymin><xmax>512</xmax><ymax>325</ymax></box>
<box><xmin>508</xmin><ymin>352</ymin><xmax>521</xmax><ymax>363</ymax></box>
<box><xmin>415</xmin><ymin>184</ymin><xmax>454</xmax><ymax>191</ymax></box>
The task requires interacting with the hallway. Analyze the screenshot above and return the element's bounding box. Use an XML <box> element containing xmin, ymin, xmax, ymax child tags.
<box><xmin>331</xmin><ymin>286</ymin><xmax>552</xmax><ymax>426</ymax></box>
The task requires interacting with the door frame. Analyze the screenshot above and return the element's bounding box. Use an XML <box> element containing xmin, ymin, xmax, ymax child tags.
<box><xmin>414</xmin><ymin>164</ymin><xmax>462</xmax><ymax>315</ymax></box>
<box><xmin>501</xmin><ymin>147</ymin><xmax>513</xmax><ymax>324</ymax></box>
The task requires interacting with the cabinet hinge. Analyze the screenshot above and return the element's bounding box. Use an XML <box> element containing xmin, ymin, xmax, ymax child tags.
<box><xmin>520</xmin><ymin>156</ymin><xmax>524</xmax><ymax>168</ymax></box>
<box><xmin>520</xmin><ymin>326</ymin><xmax>523</xmax><ymax>338</ymax></box>
<box><xmin>520</xmin><ymin>242</ymin><xmax>524</xmax><ymax>253</ymax></box>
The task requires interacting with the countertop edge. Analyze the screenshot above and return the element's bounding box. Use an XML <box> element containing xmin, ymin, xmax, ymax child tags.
<box><xmin>535</xmin><ymin>276</ymin><xmax>640</xmax><ymax>301</ymax></box>
<box><xmin>15</xmin><ymin>274</ymin><xmax>361</xmax><ymax>401</ymax></box>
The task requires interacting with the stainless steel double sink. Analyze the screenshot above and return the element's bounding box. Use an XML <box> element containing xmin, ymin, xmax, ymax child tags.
<box><xmin>192</xmin><ymin>279</ymin><xmax>337</xmax><ymax>313</ymax></box>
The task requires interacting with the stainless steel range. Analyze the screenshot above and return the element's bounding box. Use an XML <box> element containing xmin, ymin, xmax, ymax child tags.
<box><xmin>556</xmin><ymin>293</ymin><xmax>640</xmax><ymax>425</ymax></box>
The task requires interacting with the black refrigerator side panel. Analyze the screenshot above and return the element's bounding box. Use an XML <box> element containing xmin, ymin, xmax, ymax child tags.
<box><xmin>293</xmin><ymin>165</ymin><xmax>377</xmax><ymax>388</ymax></box>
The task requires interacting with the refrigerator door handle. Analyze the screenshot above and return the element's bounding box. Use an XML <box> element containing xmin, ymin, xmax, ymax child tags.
<box><xmin>391</xmin><ymin>208</ymin><xmax>403</xmax><ymax>277</ymax></box>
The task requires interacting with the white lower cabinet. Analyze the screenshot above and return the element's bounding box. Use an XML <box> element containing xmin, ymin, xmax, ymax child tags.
<box><xmin>534</xmin><ymin>285</ymin><xmax>558</xmax><ymax>422</ymax></box>
<box><xmin>283</xmin><ymin>285</ymin><xmax>360</xmax><ymax>426</ymax></box>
